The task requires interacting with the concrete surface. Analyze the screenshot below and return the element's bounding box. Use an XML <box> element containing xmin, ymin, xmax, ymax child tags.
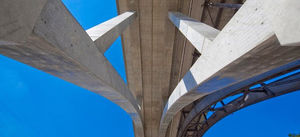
<box><xmin>0</xmin><ymin>1</ymin><xmax>144</xmax><ymax>137</ymax></box>
<box><xmin>0</xmin><ymin>0</ymin><xmax>47</xmax><ymax>44</ymax></box>
<box><xmin>168</xmin><ymin>12</ymin><xmax>220</xmax><ymax>53</ymax></box>
<box><xmin>117</xmin><ymin>1</ymin><xmax>178</xmax><ymax>137</ymax></box>
<box><xmin>86</xmin><ymin>11</ymin><xmax>137</xmax><ymax>53</ymax></box>
<box><xmin>1</xmin><ymin>0</ymin><xmax>300</xmax><ymax>137</ymax></box>
<box><xmin>160</xmin><ymin>0</ymin><xmax>300</xmax><ymax>136</ymax></box>
<box><xmin>263</xmin><ymin>0</ymin><xmax>300</xmax><ymax>46</ymax></box>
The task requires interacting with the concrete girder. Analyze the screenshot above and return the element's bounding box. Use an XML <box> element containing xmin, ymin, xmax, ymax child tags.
<box><xmin>159</xmin><ymin>0</ymin><xmax>300</xmax><ymax>137</ymax></box>
<box><xmin>180</xmin><ymin>71</ymin><xmax>300</xmax><ymax>137</ymax></box>
<box><xmin>177</xmin><ymin>60</ymin><xmax>300</xmax><ymax>137</ymax></box>
<box><xmin>0</xmin><ymin>1</ymin><xmax>144</xmax><ymax>137</ymax></box>
<box><xmin>86</xmin><ymin>11</ymin><xmax>137</xmax><ymax>53</ymax></box>
<box><xmin>263</xmin><ymin>0</ymin><xmax>300</xmax><ymax>46</ymax></box>
<box><xmin>0</xmin><ymin>0</ymin><xmax>48</xmax><ymax>45</ymax></box>
<box><xmin>168</xmin><ymin>12</ymin><xmax>220</xmax><ymax>53</ymax></box>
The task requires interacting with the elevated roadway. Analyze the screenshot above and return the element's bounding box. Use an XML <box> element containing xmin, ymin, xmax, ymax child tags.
<box><xmin>1</xmin><ymin>1</ymin><xmax>300</xmax><ymax>137</ymax></box>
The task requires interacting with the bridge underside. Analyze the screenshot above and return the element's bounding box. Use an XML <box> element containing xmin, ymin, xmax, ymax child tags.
<box><xmin>117</xmin><ymin>0</ymin><xmax>300</xmax><ymax>137</ymax></box>
<box><xmin>1</xmin><ymin>0</ymin><xmax>300</xmax><ymax>137</ymax></box>
<box><xmin>117</xmin><ymin>0</ymin><xmax>245</xmax><ymax>137</ymax></box>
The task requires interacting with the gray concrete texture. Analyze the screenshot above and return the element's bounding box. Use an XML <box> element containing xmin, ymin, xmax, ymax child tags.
<box><xmin>0</xmin><ymin>0</ymin><xmax>47</xmax><ymax>44</ymax></box>
<box><xmin>1</xmin><ymin>0</ymin><xmax>300</xmax><ymax>137</ymax></box>
<box><xmin>86</xmin><ymin>11</ymin><xmax>137</xmax><ymax>53</ymax></box>
<box><xmin>0</xmin><ymin>1</ymin><xmax>144</xmax><ymax>137</ymax></box>
<box><xmin>168</xmin><ymin>12</ymin><xmax>220</xmax><ymax>53</ymax></box>
<box><xmin>117</xmin><ymin>1</ymin><xmax>180</xmax><ymax>137</ymax></box>
<box><xmin>263</xmin><ymin>0</ymin><xmax>300</xmax><ymax>46</ymax></box>
<box><xmin>160</xmin><ymin>0</ymin><xmax>300</xmax><ymax>136</ymax></box>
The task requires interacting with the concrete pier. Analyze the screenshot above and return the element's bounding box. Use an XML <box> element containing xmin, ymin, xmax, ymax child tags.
<box><xmin>1</xmin><ymin>0</ymin><xmax>300</xmax><ymax>137</ymax></box>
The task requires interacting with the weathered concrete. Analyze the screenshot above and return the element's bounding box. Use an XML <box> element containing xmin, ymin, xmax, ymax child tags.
<box><xmin>160</xmin><ymin>0</ymin><xmax>300</xmax><ymax>136</ymax></box>
<box><xmin>167</xmin><ymin>2</ymin><xmax>207</xmax><ymax>136</ymax></box>
<box><xmin>117</xmin><ymin>1</ymin><xmax>179</xmax><ymax>137</ymax></box>
<box><xmin>3</xmin><ymin>1</ymin><xmax>299</xmax><ymax>137</ymax></box>
<box><xmin>263</xmin><ymin>0</ymin><xmax>300</xmax><ymax>46</ymax></box>
<box><xmin>117</xmin><ymin>0</ymin><xmax>246</xmax><ymax>137</ymax></box>
<box><xmin>86</xmin><ymin>11</ymin><xmax>137</xmax><ymax>53</ymax></box>
<box><xmin>167</xmin><ymin>1</ymin><xmax>238</xmax><ymax>135</ymax></box>
<box><xmin>117</xmin><ymin>0</ymin><xmax>143</xmax><ymax>106</ymax></box>
<box><xmin>0</xmin><ymin>1</ymin><xmax>144</xmax><ymax>137</ymax></box>
<box><xmin>168</xmin><ymin>12</ymin><xmax>220</xmax><ymax>53</ymax></box>
<box><xmin>0</xmin><ymin>0</ymin><xmax>47</xmax><ymax>44</ymax></box>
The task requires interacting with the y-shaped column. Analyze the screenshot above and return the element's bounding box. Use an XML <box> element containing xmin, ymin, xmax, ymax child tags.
<box><xmin>86</xmin><ymin>12</ymin><xmax>137</xmax><ymax>53</ymax></box>
<box><xmin>160</xmin><ymin>1</ymin><xmax>300</xmax><ymax>137</ymax></box>
<box><xmin>0</xmin><ymin>1</ymin><xmax>144</xmax><ymax>137</ymax></box>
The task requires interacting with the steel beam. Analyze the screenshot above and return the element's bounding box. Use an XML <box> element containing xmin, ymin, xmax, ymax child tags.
<box><xmin>86</xmin><ymin>11</ymin><xmax>137</xmax><ymax>53</ymax></box>
<box><xmin>177</xmin><ymin>62</ymin><xmax>300</xmax><ymax>137</ymax></box>
<box><xmin>160</xmin><ymin>1</ymin><xmax>300</xmax><ymax>137</ymax></box>
<box><xmin>168</xmin><ymin>12</ymin><xmax>220</xmax><ymax>53</ymax></box>
<box><xmin>180</xmin><ymin>72</ymin><xmax>300</xmax><ymax>137</ymax></box>
<box><xmin>0</xmin><ymin>1</ymin><xmax>144</xmax><ymax>137</ymax></box>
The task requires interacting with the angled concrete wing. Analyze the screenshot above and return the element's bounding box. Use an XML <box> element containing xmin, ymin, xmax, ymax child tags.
<box><xmin>263</xmin><ymin>0</ymin><xmax>300</xmax><ymax>46</ymax></box>
<box><xmin>159</xmin><ymin>0</ymin><xmax>300</xmax><ymax>136</ymax></box>
<box><xmin>0</xmin><ymin>0</ymin><xmax>48</xmax><ymax>45</ymax></box>
<box><xmin>86</xmin><ymin>12</ymin><xmax>137</xmax><ymax>53</ymax></box>
<box><xmin>0</xmin><ymin>1</ymin><xmax>144</xmax><ymax>137</ymax></box>
<box><xmin>168</xmin><ymin>12</ymin><xmax>220</xmax><ymax>53</ymax></box>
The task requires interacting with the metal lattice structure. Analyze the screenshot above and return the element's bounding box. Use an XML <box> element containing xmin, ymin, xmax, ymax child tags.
<box><xmin>179</xmin><ymin>69</ymin><xmax>300</xmax><ymax>137</ymax></box>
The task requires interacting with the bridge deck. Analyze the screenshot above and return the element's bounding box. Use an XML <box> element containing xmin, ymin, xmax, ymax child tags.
<box><xmin>117</xmin><ymin>0</ymin><xmax>242</xmax><ymax>137</ymax></box>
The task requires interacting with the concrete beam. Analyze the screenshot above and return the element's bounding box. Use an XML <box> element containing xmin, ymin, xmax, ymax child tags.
<box><xmin>159</xmin><ymin>0</ymin><xmax>300</xmax><ymax>137</ymax></box>
<box><xmin>263</xmin><ymin>0</ymin><xmax>300</xmax><ymax>46</ymax></box>
<box><xmin>0</xmin><ymin>0</ymin><xmax>48</xmax><ymax>45</ymax></box>
<box><xmin>0</xmin><ymin>1</ymin><xmax>144</xmax><ymax>137</ymax></box>
<box><xmin>86</xmin><ymin>11</ymin><xmax>137</xmax><ymax>53</ymax></box>
<box><xmin>168</xmin><ymin>12</ymin><xmax>220</xmax><ymax>53</ymax></box>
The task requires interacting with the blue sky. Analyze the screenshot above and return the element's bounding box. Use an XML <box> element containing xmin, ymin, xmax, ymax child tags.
<box><xmin>0</xmin><ymin>0</ymin><xmax>299</xmax><ymax>137</ymax></box>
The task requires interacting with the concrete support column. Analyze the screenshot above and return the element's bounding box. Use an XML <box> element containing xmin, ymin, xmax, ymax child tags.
<box><xmin>168</xmin><ymin>12</ymin><xmax>220</xmax><ymax>53</ymax></box>
<box><xmin>0</xmin><ymin>0</ymin><xmax>48</xmax><ymax>45</ymax></box>
<box><xmin>0</xmin><ymin>1</ymin><xmax>144</xmax><ymax>137</ymax></box>
<box><xmin>159</xmin><ymin>0</ymin><xmax>300</xmax><ymax>137</ymax></box>
<box><xmin>86</xmin><ymin>12</ymin><xmax>137</xmax><ymax>53</ymax></box>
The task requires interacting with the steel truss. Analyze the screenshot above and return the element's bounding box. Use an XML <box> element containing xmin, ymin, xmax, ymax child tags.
<box><xmin>178</xmin><ymin>69</ymin><xmax>300</xmax><ymax>137</ymax></box>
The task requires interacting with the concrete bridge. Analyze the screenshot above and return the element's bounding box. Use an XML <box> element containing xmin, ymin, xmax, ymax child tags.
<box><xmin>1</xmin><ymin>0</ymin><xmax>300</xmax><ymax>137</ymax></box>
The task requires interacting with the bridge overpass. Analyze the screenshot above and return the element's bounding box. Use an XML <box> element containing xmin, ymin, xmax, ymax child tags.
<box><xmin>1</xmin><ymin>0</ymin><xmax>300</xmax><ymax>137</ymax></box>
